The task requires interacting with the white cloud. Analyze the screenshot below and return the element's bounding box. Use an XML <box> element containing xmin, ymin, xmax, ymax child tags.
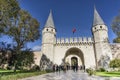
<box><xmin>32</xmin><ymin>46</ymin><xmax>41</xmax><ymax>51</ymax></box>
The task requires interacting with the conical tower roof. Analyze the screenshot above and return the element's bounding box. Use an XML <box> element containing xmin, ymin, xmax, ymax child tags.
<box><xmin>44</xmin><ymin>10</ymin><xmax>55</xmax><ymax>28</ymax></box>
<box><xmin>93</xmin><ymin>7</ymin><xmax>105</xmax><ymax>27</ymax></box>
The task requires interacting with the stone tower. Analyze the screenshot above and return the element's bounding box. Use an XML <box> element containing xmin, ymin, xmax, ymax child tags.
<box><xmin>92</xmin><ymin>7</ymin><xmax>112</xmax><ymax>68</ymax></box>
<box><xmin>42</xmin><ymin>10</ymin><xmax>56</xmax><ymax>62</ymax></box>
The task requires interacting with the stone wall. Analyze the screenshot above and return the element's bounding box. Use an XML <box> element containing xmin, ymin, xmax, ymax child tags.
<box><xmin>111</xmin><ymin>43</ymin><xmax>120</xmax><ymax>59</ymax></box>
<box><xmin>54</xmin><ymin>42</ymin><xmax>96</xmax><ymax>69</ymax></box>
<box><xmin>33</xmin><ymin>51</ymin><xmax>42</xmax><ymax>66</ymax></box>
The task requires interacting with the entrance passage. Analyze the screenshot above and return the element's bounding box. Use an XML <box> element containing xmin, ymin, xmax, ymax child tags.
<box><xmin>64</xmin><ymin>47</ymin><xmax>84</xmax><ymax>67</ymax></box>
<box><xmin>71</xmin><ymin>57</ymin><xmax>78</xmax><ymax>70</ymax></box>
<box><xmin>71</xmin><ymin>57</ymin><xmax>78</xmax><ymax>66</ymax></box>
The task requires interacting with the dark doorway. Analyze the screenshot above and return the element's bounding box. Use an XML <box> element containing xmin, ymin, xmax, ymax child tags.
<box><xmin>71</xmin><ymin>57</ymin><xmax>78</xmax><ymax>66</ymax></box>
<box><xmin>71</xmin><ymin>57</ymin><xmax>78</xmax><ymax>71</ymax></box>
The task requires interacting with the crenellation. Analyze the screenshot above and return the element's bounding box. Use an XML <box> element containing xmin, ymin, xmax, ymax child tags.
<box><xmin>83</xmin><ymin>37</ymin><xmax>87</xmax><ymax>42</ymax></box>
<box><xmin>70</xmin><ymin>37</ymin><xmax>73</xmax><ymax>43</ymax></box>
<box><xmin>61</xmin><ymin>38</ymin><xmax>64</xmax><ymax>43</ymax></box>
<box><xmin>78</xmin><ymin>37</ymin><xmax>82</xmax><ymax>42</ymax></box>
<box><xmin>65</xmin><ymin>38</ymin><xmax>69</xmax><ymax>43</ymax></box>
<box><xmin>57</xmin><ymin>38</ymin><xmax>61</xmax><ymax>43</ymax></box>
<box><xmin>88</xmin><ymin>37</ymin><xmax>93</xmax><ymax>42</ymax></box>
<box><xmin>74</xmin><ymin>37</ymin><xmax>78</xmax><ymax>42</ymax></box>
<box><xmin>56</xmin><ymin>37</ymin><xmax>93</xmax><ymax>44</ymax></box>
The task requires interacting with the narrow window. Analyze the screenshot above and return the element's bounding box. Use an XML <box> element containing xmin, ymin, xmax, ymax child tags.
<box><xmin>51</xmin><ymin>29</ymin><xmax>53</xmax><ymax>31</ymax></box>
<box><xmin>94</xmin><ymin>27</ymin><xmax>96</xmax><ymax>30</ymax></box>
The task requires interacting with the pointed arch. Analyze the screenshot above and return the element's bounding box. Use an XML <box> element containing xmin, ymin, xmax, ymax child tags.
<box><xmin>64</xmin><ymin>47</ymin><xmax>85</xmax><ymax>66</ymax></box>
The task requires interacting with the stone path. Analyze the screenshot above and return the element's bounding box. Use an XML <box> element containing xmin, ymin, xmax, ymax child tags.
<box><xmin>20</xmin><ymin>70</ymin><xmax>120</xmax><ymax>80</ymax></box>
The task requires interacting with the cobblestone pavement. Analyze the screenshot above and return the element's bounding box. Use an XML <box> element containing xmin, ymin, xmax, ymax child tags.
<box><xmin>20</xmin><ymin>70</ymin><xmax>120</xmax><ymax>80</ymax></box>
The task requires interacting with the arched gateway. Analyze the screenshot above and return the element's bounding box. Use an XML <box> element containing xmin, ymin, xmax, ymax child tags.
<box><xmin>40</xmin><ymin>7</ymin><xmax>113</xmax><ymax>70</ymax></box>
<box><xmin>53</xmin><ymin>45</ymin><xmax>96</xmax><ymax>69</ymax></box>
<box><xmin>64</xmin><ymin>48</ymin><xmax>84</xmax><ymax>67</ymax></box>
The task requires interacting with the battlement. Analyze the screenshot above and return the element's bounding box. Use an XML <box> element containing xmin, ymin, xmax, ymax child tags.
<box><xmin>56</xmin><ymin>37</ymin><xmax>93</xmax><ymax>44</ymax></box>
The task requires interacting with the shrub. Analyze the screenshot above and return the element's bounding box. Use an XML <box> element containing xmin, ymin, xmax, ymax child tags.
<box><xmin>86</xmin><ymin>68</ymin><xmax>96</xmax><ymax>76</ymax></box>
<box><xmin>45</xmin><ymin>69</ymin><xmax>53</xmax><ymax>73</ymax></box>
<box><xmin>109</xmin><ymin>59</ymin><xmax>120</xmax><ymax>69</ymax></box>
<box><xmin>98</xmin><ymin>68</ymin><xmax>106</xmax><ymax>72</ymax></box>
<box><xmin>31</xmin><ymin>65</ymin><xmax>40</xmax><ymax>71</ymax></box>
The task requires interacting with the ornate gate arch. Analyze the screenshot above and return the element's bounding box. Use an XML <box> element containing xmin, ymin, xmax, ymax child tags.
<box><xmin>63</xmin><ymin>47</ymin><xmax>84</xmax><ymax>66</ymax></box>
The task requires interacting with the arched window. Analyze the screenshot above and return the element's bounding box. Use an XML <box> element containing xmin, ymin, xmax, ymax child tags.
<box><xmin>46</xmin><ymin>29</ymin><xmax>48</xmax><ymax>31</ymax></box>
<box><xmin>51</xmin><ymin>29</ymin><xmax>53</xmax><ymax>31</ymax></box>
<box><xmin>94</xmin><ymin>27</ymin><xmax>96</xmax><ymax>30</ymax></box>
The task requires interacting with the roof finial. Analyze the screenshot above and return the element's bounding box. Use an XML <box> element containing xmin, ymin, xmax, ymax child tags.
<box><xmin>44</xmin><ymin>9</ymin><xmax>55</xmax><ymax>28</ymax></box>
<box><xmin>93</xmin><ymin>7</ymin><xmax>105</xmax><ymax>27</ymax></box>
<box><xmin>50</xmin><ymin>9</ymin><xmax>52</xmax><ymax>14</ymax></box>
<box><xmin>94</xmin><ymin>5</ymin><xmax>96</xmax><ymax>11</ymax></box>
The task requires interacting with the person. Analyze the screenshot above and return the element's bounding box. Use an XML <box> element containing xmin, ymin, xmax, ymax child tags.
<box><xmin>67</xmin><ymin>65</ymin><xmax>69</xmax><ymax>70</ymax></box>
<box><xmin>58</xmin><ymin>65</ymin><xmax>61</xmax><ymax>72</ymax></box>
<box><xmin>56</xmin><ymin>65</ymin><xmax>59</xmax><ymax>71</ymax></box>
<box><xmin>73</xmin><ymin>65</ymin><xmax>75</xmax><ymax>72</ymax></box>
<box><xmin>63</xmin><ymin>64</ymin><xmax>67</xmax><ymax>73</ymax></box>
<box><xmin>76</xmin><ymin>64</ymin><xmax>78</xmax><ymax>71</ymax></box>
<box><xmin>53</xmin><ymin>64</ymin><xmax>55</xmax><ymax>72</ymax></box>
<box><xmin>83</xmin><ymin>65</ymin><xmax>85</xmax><ymax>72</ymax></box>
<box><xmin>80</xmin><ymin>65</ymin><xmax>82</xmax><ymax>70</ymax></box>
<box><xmin>73</xmin><ymin>63</ymin><xmax>78</xmax><ymax>72</ymax></box>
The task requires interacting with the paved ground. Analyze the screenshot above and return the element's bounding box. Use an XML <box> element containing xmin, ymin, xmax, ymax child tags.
<box><xmin>20</xmin><ymin>70</ymin><xmax>120</xmax><ymax>80</ymax></box>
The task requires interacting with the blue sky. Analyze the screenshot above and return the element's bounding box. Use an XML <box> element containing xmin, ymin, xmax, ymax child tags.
<box><xmin>0</xmin><ymin>0</ymin><xmax>120</xmax><ymax>50</ymax></box>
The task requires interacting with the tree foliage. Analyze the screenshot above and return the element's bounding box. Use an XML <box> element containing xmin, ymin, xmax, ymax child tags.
<box><xmin>40</xmin><ymin>54</ymin><xmax>53</xmax><ymax>70</ymax></box>
<box><xmin>0</xmin><ymin>0</ymin><xmax>40</xmax><ymax>70</ymax></box>
<box><xmin>0</xmin><ymin>41</ymin><xmax>34</xmax><ymax>70</ymax></box>
<box><xmin>15</xmin><ymin>50</ymin><xmax>34</xmax><ymax>69</ymax></box>
<box><xmin>0</xmin><ymin>0</ymin><xmax>20</xmax><ymax>32</ymax></box>
<box><xmin>113</xmin><ymin>37</ymin><xmax>120</xmax><ymax>43</ymax></box>
<box><xmin>109</xmin><ymin>59</ymin><xmax>120</xmax><ymax>69</ymax></box>
<box><xmin>6</xmin><ymin>10</ymin><xmax>40</xmax><ymax>51</ymax></box>
<box><xmin>0</xmin><ymin>42</ymin><xmax>15</xmax><ymax>69</ymax></box>
<box><xmin>111</xmin><ymin>13</ymin><xmax>120</xmax><ymax>43</ymax></box>
<box><xmin>0</xmin><ymin>0</ymin><xmax>40</xmax><ymax>49</ymax></box>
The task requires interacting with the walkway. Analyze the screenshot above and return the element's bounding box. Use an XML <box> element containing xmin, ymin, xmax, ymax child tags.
<box><xmin>20</xmin><ymin>70</ymin><xmax>120</xmax><ymax>80</ymax></box>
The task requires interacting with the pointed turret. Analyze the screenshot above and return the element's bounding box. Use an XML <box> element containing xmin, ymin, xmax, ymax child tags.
<box><xmin>45</xmin><ymin>10</ymin><xmax>55</xmax><ymax>28</ymax></box>
<box><xmin>93</xmin><ymin>7</ymin><xmax>105</xmax><ymax>27</ymax></box>
<box><xmin>92</xmin><ymin>7</ymin><xmax>112</xmax><ymax>69</ymax></box>
<box><xmin>42</xmin><ymin>10</ymin><xmax>56</xmax><ymax>63</ymax></box>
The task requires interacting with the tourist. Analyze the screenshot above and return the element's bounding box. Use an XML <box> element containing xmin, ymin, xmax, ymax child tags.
<box><xmin>83</xmin><ymin>65</ymin><xmax>85</xmax><ymax>72</ymax></box>
<box><xmin>64</xmin><ymin>64</ymin><xmax>67</xmax><ymax>73</ymax></box>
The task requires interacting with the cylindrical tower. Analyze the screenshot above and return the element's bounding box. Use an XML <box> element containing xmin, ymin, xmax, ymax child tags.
<box><xmin>92</xmin><ymin>7</ymin><xmax>112</xmax><ymax>69</ymax></box>
<box><xmin>42</xmin><ymin>10</ymin><xmax>56</xmax><ymax>62</ymax></box>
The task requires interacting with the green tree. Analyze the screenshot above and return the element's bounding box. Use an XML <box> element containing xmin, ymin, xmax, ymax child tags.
<box><xmin>113</xmin><ymin>37</ymin><xmax>120</xmax><ymax>43</ymax></box>
<box><xmin>0</xmin><ymin>42</ymin><xmax>13</xmax><ymax>69</ymax></box>
<box><xmin>15</xmin><ymin>50</ymin><xmax>34</xmax><ymax>70</ymax></box>
<box><xmin>111</xmin><ymin>12</ymin><xmax>120</xmax><ymax>43</ymax></box>
<box><xmin>109</xmin><ymin>59</ymin><xmax>120</xmax><ymax>69</ymax></box>
<box><xmin>0</xmin><ymin>0</ymin><xmax>40</xmax><ymax>71</ymax></box>
<box><xmin>7</xmin><ymin>10</ymin><xmax>39</xmax><ymax>71</ymax></box>
<box><xmin>0</xmin><ymin>0</ymin><xmax>20</xmax><ymax>32</ymax></box>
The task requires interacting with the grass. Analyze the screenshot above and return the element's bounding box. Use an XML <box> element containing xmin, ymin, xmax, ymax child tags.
<box><xmin>0</xmin><ymin>69</ymin><xmax>20</xmax><ymax>73</ymax></box>
<box><xmin>96</xmin><ymin>72</ymin><xmax>120</xmax><ymax>77</ymax></box>
<box><xmin>0</xmin><ymin>69</ymin><xmax>49</xmax><ymax>80</ymax></box>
